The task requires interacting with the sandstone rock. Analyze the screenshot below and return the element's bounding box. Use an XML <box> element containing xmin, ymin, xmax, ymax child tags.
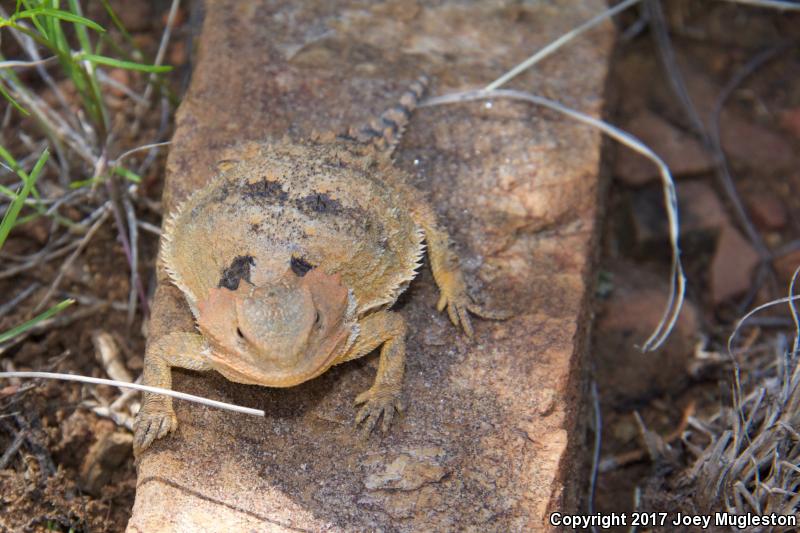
<box><xmin>780</xmin><ymin>108</ymin><xmax>800</xmax><ymax>140</ymax></box>
<box><xmin>627</xmin><ymin>180</ymin><xmax>726</xmax><ymax>256</ymax></box>
<box><xmin>614</xmin><ymin>109</ymin><xmax>712</xmax><ymax>186</ymax></box>
<box><xmin>677</xmin><ymin>181</ymin><xmax>728</xmax><ymax>233</ymax></box>
<box><xmin>80</xmin><ymin>430</ymin><xmax>133</xmax><ymax>496</ymax></box>
<box><xmin>362</xmin><ymin>448</ymin><xmax>447</xmax><ymax>491</ymax></box>
<box><xmin>720</xmin><ymin>116</ymin><xmax>794</xmax><ymax>173</ymax></box>
<box><xmin>773</xmin><ymin>249</ymin><xmax>800</xmax><ymax>286</ymax></box>
<box><xmin>746</xmin><ymin>191</ymin><xmax>787</xmax><ymax>231</ymax></box>
<box><xmin>653</xmin><ymin>61</ymin><xmax>794</xmax><ymax>173</ymax></box>
<box><xmin>594</xmin><ymin>262</ymin><xmax>699</xmax><ymax>406</ymax></box>
<box><xmin>54</xmin><ymin>410</ymin><xmax>99</xmax><ymax>470</ymax></box>
<box><xmin>710</xmin><ymin>225</ymin><xmax>760</xmax><ymax>305</ymax></box>
<box><xmin>128</xmin><ymin>1</ymin><xmax>614</xmax><ymax>530</ymax></box>
<box><xmin>627</xmin><ymin>179</ymin><xmax>762</xmax><ymax>305</ymax></box>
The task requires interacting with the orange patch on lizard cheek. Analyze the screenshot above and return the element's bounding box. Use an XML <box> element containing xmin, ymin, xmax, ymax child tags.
<box><xmin>197</xmin><ymin>287</ymin><xmax>243</xmax><ymax>352</ymax></box>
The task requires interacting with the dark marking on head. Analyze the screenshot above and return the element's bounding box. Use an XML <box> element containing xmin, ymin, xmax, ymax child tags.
<box><xmin>218</xmin><ymin>255</ymin><xmax>255</xmax><ymax>290</ymax></box>
<box><xmin>290</xmin><ymin>255</ymin><xmax>315</xmax><ymax>277</ymax></box>
<box><xmin>242</xmin><ymin>178</ymin><xmax>288</xmax><ymax>203</ymax></box>
<box><xmin>211</xmin><ymin>181</ymin><xmax>232</xmax><ymax>203</ymax></box>
<box><xmin>299</xmin><ymin>192</ymin><xmax>343</xmax><ymax>214</ymax></box>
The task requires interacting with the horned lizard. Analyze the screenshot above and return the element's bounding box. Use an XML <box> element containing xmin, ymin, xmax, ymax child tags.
<box><xmin>133</xmin><ymin>76</ymin><xmax>506</xmax><ymax>454</ymax></box>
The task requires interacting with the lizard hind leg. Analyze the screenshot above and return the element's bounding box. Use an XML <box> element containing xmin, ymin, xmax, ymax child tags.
<box><xmin>410</xmin><ymin>201</ymin><xmax>512</xmax><ymax>338</ymax></box>
<box><xmin>341</xmin><ymin>75</ymin><xmax>430</xmax><ymax>157</ymax></box>
<box><xmin>334</xmin><ymin>310</ymin><xmax>407</xmax><ymax>436</ymax></box>
<box><xmin>133</xmin><ymin>332</ymin><xmax>212</xmax><ymax>456</ymax></box>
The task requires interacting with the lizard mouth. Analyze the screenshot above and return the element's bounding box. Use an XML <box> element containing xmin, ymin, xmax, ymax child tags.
<box><xmin>207</xmin><ymin>324</ymin><xmax>351</xmax><ymax>387</ymax></box>
<box><xmin>196</xmin><ymin>267</ymin><xmax>357</xmax><ymax>388</ymax></box>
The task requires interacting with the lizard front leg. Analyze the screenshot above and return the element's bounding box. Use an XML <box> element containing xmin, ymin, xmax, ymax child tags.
<box><xmin>334</xmin><ymin>311</ymin><xmax>406</xmax><ymax>435</ymax></box>
<box><xmin>133</xmin><ymin>332</ymin><xmax>212</xmax><ymax>455</ymax></box>
<box><xmin>410</xmin><ymin>202</ymin><xmax>509</xmax><ymax>338</ymax></box>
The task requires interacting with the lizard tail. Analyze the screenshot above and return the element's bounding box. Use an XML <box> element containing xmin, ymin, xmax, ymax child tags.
<box><xmin>342</xmin><ymin>75</ymin><xmax>430</xmax><ymax>156</ymax></box>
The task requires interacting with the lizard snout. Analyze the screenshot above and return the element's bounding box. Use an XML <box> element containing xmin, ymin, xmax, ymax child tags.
<box><xmin>235</xmin><ymin>280</ymin><xmax>316</xmax><ymax>367</ymax></box>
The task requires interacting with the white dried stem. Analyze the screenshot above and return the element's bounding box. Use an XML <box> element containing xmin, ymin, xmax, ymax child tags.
<box><xmin>422</xmin><ymin>89</ymin><xmax>685</xmax><ymax>351</ymax></box>
<box><xmin>485</xmin><ymin>0</ymin><xmax>642</xmax><ymax>91</ymax></box>
<box><xmin>1</xmin><ymin>371</ymin><xmax>265</xmax><ymax>417</ymax></box>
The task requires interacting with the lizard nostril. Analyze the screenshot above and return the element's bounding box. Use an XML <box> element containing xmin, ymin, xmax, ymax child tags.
<box><xmin>236</xmin><ymin>327</ymin><xmax>245</xmax><ymax>339</ymax></box>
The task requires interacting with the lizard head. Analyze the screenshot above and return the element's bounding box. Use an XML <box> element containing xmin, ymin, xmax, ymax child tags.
<box><xmin>196</xmin><ymin>266</ymin><xmax>356</xmax><ymax>387</ymax></box>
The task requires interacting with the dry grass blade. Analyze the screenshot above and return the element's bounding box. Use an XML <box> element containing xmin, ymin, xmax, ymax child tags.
<box><xmin>422</xmin><ymin>89</ymin><xmax>685</xmax><ymax>351</ymax></box>
<box><xmin>720</xmin><ymin>0</ymin><xmax>800</xmax><ymax>9</ymax></box>
<box><xmin>0</xmin><ymin>428</ymin><xmax>25</xmax><ymax>470</ymax></box>
<box><xmin>32</xmin><ymin>206</ymin><xmax>110</xmax><ymax>313</ymax></box>
<box><xmin>0</xmin><ymin>56</ymin><xmax>56</xmax><ymax>69</ymax></box>
<box><xmin>132</xmin><ymin>0</ymin><xmax>180</xmax><ymax>133</ymax></box>
<box><xmin>686</xmin><ymin>272</ymin><xmax>800</xmax><ymax>523</ymax></box>
<box><xmin>484</xmin><ymin>0</ymin><xmax>642</xmax><ymax>91</ymax></box>
<box><xmin>114</xmin><ymin>141</ymin><xmax>171</xmax><ymax>167</ymax></box>
<box><xmin>0</xmin><ymin>371</ymin><xmax>265</xmax><ymax>417</ymax></box>
<box><xmin>646</xmin><ymin>0</ymin><xmax>792</xmax><ymax>315</ymax></box>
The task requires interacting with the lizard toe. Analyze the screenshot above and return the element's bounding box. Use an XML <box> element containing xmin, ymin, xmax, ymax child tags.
<box><xmin>380</xmin><ymin>405</ymin><xmax>395</xmax><ymax>433</ymax></box>
<box><xmin>466</xmin><ymin>301</ymin><xmax>513</xmax><ymax>321</ymax></box>
<box><xmin>439</xmin><ymin>290</ymin><xmax>511</xmax><ymax>338</ymax></box>
<box><xmin>133</xmin><ymin>408</ymin><xmax>177</xmax><ymax>456</ymax></box>
<box><xmin>456</xmin><ymin>304</ymin><xmax>474</xmax><ymax>338</ymax></box>
<box><xmin>353</xmin><ymin>388</ymin><xmax>403</xmax><ymax>438</ymax></box>
<box><xmin>355</xmin><ymin>404</ymin><xmax>379</xmax><ymax>439</ymax></box>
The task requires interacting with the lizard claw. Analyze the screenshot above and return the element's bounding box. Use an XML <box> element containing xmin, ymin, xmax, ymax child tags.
<box><xmin>436</xmin><ymin>273</ymin><xmax>511</xmax><ymax>338</ymax></box>
<box><xmin>133</xmin><ymin>405</ymin><xmax>178</xmax><ymax>456</ymax></box>
<box><xmin>354</xmin><ymin>387</ymin><xmax>405</xmax><ymax>437</ymax></box>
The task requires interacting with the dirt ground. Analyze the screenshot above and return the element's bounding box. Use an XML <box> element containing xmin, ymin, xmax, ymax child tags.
<box><xmin>0</xmin><ymin>2</ymin><xmax>187</xmax><ymax>531</ymax></box>
<box><xmin>595</xmin><ymin>2</ymin><xmax>800</xmax><ymax>531</ymax></box>
<box><xmin>1</xmin><ymin>1</ymin><xmax>799</xmax><ymax>532</ymax></box>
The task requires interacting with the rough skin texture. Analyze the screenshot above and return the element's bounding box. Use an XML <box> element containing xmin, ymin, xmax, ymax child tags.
<box><xmin>133</xmin><ymin>78</ymin><xmax>505</xmax><ymax>455</ymax></box>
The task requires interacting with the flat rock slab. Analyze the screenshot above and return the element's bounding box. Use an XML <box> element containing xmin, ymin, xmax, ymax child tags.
<box><xmin>128</xmin><ymin>1</ymin><xmax>613</xmax><ymax>531</ymax></box>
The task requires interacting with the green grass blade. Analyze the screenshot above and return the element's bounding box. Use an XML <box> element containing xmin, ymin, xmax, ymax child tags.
<box><xmin>0</xmin><ymin>148</ymin><xmax>48</xmax><ymax>250</ymax></box>
<box><xmin>0</xmin><ymin>144</ymin><xmax>23</xmax><ymax>174</ymax></box>
<box><xmin>48</xmin><ymin>3</ymin><xmax>72</xmax><ymax>60</ymax></box>
<box><xmin>112</xmin><ymin>166</ymin><xmax>141</xmax><ymax>183</ymax></box>
<box><xmin>68</xmin><ymin>0</ymin><xmax>92</xmax><ymax>52</ymax></box>
<box><xmin>68</xmin><ymin>177</ymin><xmax>95</xmax><ymax>189</ymax></box>
<box><xmin>14</xmin><ymin>7</ymin><xmax>105</xmax><ymax>33</ymax></box>
<box><xmin>0</xmin><ymin>81</ymin><xmax>29</xmax><ymax>115</ymax></box>
<box><xmin>0</xmin><ymin>184</ymin><xmax>21</xmax><ymax>200</ymax></box>
<box><xmin>67</xmin><ymin>0</ymin><xmax>109</xmax><ymax>132</ymax></box>
<box><xmin>42</xmin><ymin>0</ymin><xmax>58</xmax><ymax>42</ymax></box>
<box><xmin>80</xmin><ymin>53</ymin><xmax>173</xmax><ymax>73</ymax></box>
<box><xmin>15</xmin><ymin>1</ymin><xmax>50</xmax><ymax>38</ymax></box>
<box><xmin>0</xmin><ymin>298</ymin><xmax>75</xmax><ymax>344</ymax></box>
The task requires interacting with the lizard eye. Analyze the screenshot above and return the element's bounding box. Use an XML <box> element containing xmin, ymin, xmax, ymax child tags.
<box><xmin>290</xmin><ymin>255</ymin><xmax>314</xmax><ymax>277</ymax></box>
